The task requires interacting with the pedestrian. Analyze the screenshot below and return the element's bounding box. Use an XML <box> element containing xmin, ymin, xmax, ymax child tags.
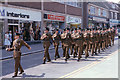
<box><xmin>4</xmin><ymin>31</ymin><xmax>11</xmax><ymax>48</ymax></box>
<box><xmin>38</xmin><ymin>27</ymin><xmax>41</xmax><ymax>40</ymax></box>
<box><xmin>6</xmin><ymin>33</ymin><xmax>31</xmax><ymax>78</ymax></box>
<box><xmin>41</xmin><ymin>27</ymin><xmax>54</xmax><ymax>64</ymax></box>
<box><xmin>9</xmin><ymin>31</ymin><xmax>12</xmax><ymax>47</ymax></box>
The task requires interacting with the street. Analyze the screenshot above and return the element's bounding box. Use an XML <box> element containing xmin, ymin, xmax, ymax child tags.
<box><xmin>1</xmin><ymin>37</ymin><xmax>118</xmax><ymax>78</ymax></box>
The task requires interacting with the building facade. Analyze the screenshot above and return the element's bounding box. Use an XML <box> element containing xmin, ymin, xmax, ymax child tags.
<box><xmin>87</xmin><ymin>2</ymin><xmax>109</xmax><ymax>28</ymax></box>
<box><xmin>106</xmin><ymin>2</ymin><xmax>120</xmax><ymax>27</ymax></box>
<box><xmin>0</xmin><ymin>1</ymin><xmax>83</xmax><ymax>46</ymax></box>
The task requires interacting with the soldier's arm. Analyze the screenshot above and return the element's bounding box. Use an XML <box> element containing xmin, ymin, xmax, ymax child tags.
<box><xmin>21</xmin><ymin>40</ymin><xmax>31</xmax><ymax>50</ymax></box>
<box><xmin>49</xmin><ymin>34</ymin><xmax>55</xmax><ymax>43</ymax></box>
<box><xmin>7</xmin><ymin>46</ymin><xmax>14</xmax><ymax>51</ymax></box>
<box><xmin>41</xmin><ymin>34</ymin><xmax>45</xmax><ymax>40</ymax></box>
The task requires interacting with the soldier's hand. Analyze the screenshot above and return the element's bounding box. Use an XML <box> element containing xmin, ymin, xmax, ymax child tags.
<box><xmin>6</xmin><ymin>48</ymin><xmax>10</xmax><ymax>51</ymax></box>
<box><xmin>28</xmin><ymin>47</ymin><xmax>31</xmax><ymax>50</ymax></box>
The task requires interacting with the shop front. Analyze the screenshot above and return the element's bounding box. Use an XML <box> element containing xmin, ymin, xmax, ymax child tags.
<box><xmin>0</xmin><ymin>19</ymin><xmax>4</xmax><ymax>47</ymax></box>
<box><xmin>0</xmin><ymin>6</ymin><xmax>41</xmax><ymax>43</ymax></box>
<box><xmin>109</xmin><ymin>19</ymin><xmax>120</xmax><ymax>27</ymax></box>
<box><xmin>43</xmin><ymin>13</ymin><xmax>65</xmax><ymax>34</ymax></box>
<box><xmin>66</xmin><ymin>15</ymin><xmax>82</xmax><ymax>29</ymax></box>
<box><xmin>88</xmin><ymin>15</ymin><xmax>108</xmax><ymax>28</ymax></box>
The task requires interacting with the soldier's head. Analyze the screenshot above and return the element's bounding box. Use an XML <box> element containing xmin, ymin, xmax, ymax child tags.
<box><xmin>85</xmin><ymin>29</ymin><xmax>87</xmax><ymax>33</ymax></box>
<box><xmin>55</xmin><ymin>29</ymin><xmax>59</xmax><ymax>34</ymax></box>
<box><xmin>14</xmin><ymin>33</ymin><xmax>21</xmax><ymax>40</ymax></box>
<box><xmin>93</xmin><ymin>28</ymin><xmax>96</xmax><ymax>33</ymax></box>
<box><xmin>66</xmin><ymin>28</ymin><xmax>70</xmax><ymax>33</ymax></box>
<box><xmin>81</xmin><ymin>29</ymin><xmax>84</xmax><ymax>33</ymax></box>
<box><xmin>95</xmin><ymin>28</ymin><xmax>98</xmax><ymax>32</ymax></box>
<box><xmin>87</xmin><ymin>28</ymin><xmax>90</xmax><ymax>33</ymax></box>
<box><xmin>90</xmin><ymin>29</ymin><xmax>92</xmax><ymax>33</ymax></box>
<box><xmin>77</xmin><ymin>27</ymin><xmax>81</xmax><ymax>32</ymax></box>
<box><xmin>103</xmin><ymin>28</ymin><xmax>106</xmax><ymax>32</ymax></box>
<box><xmin>110</xmin><ymin>27</ymin><xmax>112</xmax><ymax>30</ymax></box>
<box><xmin>45</xmin><ymin>27</ymin><xmax>49</xmax><ymax>33</ymax></box>
<box><xmin>63</xmin><ymin>29</ymin><xmax>66</xmax><ymax>33</ymax></box>
<box><xmin>71</xmin><ymin>29</ymin><xmax>74</xmax><ymax>33</ymax></box>
<box><xmin>74</xmin><ymin>28</ymin><xmax>77</xmax><ymax>33</ymax></box>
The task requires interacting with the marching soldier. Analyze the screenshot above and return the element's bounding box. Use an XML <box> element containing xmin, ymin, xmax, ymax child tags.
<box><xmin>62</xmin><ymin>28</ymin><xmax>71</xmax><ymax>62</ymax></box>
<box><xmin>61</xmin><ymin>29</ymin><xmax>66</xmax><ymax>57</ymax></box>
<box><xmin>83</xmin><ymin>28</ymin><xmax>90</xmax><ymax>58</ymax></box>
<box><xmin>76</xmin><ymin>28</ymin><xmax>84</xmax><ymax>61</ymax></box>
<box><xmin>89</xmin><ymin>28</ymin><xmax>95</xmax><ymax>56</ymax></box>
<box><xmin>97</xmin><ymin>28</ymin><xmax>101</xmax><ymax>53</ymax></box>
<box><xmin>70</xmin><ymin>29</ymin><xmax>74</xmax><ymax>56</ymax></box>
<box><xmin>41</xmin><ymin>27</ymin><xmax>54</xmax><ymax>64</ymax></box>
<box><xmin>71</xmin><ymin>28</ymin><xmax>78</xmax><ymax>58</ymax></box>
<box><xmin>111</xmin><ymin>27</ymin><xmax>115</xmax><ymax>46</ymax></box>
<box><xmin>52</xmin><ymin>29</ymin><xmax>61</xmax><ymax>60</ymax></box>
<box><xmin>104</xmin><ymin>28</ymin><xmax>108</xmax><ymax>49</ymax></box>
<box><xmin>6</xmin><ymin>33</ymin><xmax>31</xmax><ymax>78</ymax></box>
<box><xmin>102</xmin><ymin>28</ymin><xmax>106</xmax><ymax>50</ymax></box>
<box><xmin>108</xmin><ymin>28</ymin><xmax>112</xmax><ymax>47</ymax></box>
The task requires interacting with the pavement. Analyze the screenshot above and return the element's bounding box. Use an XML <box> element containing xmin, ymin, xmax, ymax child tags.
<box><xmin>1</xmin><ymin>42</ymin><xmax>56</xmax><ymax>60</ymax></box>
<box><xmin>1</xmin><ymin>37</ymin><xmax>119</xmax><ymax>78</ymax></box>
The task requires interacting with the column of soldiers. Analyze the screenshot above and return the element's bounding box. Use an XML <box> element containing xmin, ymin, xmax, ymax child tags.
<box><xmin>41</xmin><ymin>27</ymin><xmax>115</xmax><ymax>64</ymax></box>
<box><xmin>6</xmin><ymin>27</ymin><xmax>115</xmax><ymax>78</ymax></box>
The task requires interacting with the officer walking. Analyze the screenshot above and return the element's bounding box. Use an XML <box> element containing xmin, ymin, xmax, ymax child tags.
<box><xmin>6</xmin><ymin>33</ymin><xmax>31</xmax><ymax>78</ymax></box>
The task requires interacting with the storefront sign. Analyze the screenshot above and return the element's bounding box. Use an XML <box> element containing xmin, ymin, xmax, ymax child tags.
<box><xmin>0</xmin><ymin>6</ymin><xmax>41</xmax><ymax>21</ymax></box>
<box><xmin>93</xmin><ymin>17</ymin><xmax>107</xmax><ymax>23</ymax></box>
<box><xmin>0</xmin><ymin>9</ymin><xmax>5</xmax><ymax>16</ymax></box>
<box><xmin>66</xmin><ymin>16</ymin><xmax>81</xmax><ymax>24</ymax></box>
<box><xmin>110</xmin><ymin>19</ymin><xmax>119</xmax><ymax>23</ymax></box>
<box><xmin>44</xmin><ymin>14</ymin><xmax>65</xmax><ymax>21</ymax></box>
<box><xmin>7</xmin><ymin>12</ymin><xmax>29</xmax><ymax>19</ymax></box>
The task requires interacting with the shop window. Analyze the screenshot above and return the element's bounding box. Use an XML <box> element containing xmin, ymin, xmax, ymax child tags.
<box><xmin>115</xmin><ymin>13</ymin><xmax>117</xmax><ymax>19</ymax></box>
<box><xmin>19</xmin><ymin>21</ymin><xmax>41</xmax><ymax>41</ymax></box>
<box><xmin>90</xmin><ymin>6</ymin><xmax>95</xmax><ymax>15</ymax></box>
<box><xmin>111</xmin><ymin>12</ymin><xmax>113</xmax><ymax>19</ymax></box>
<box><xmin>8</xmin><ymin>19</ymin><xmax>14</xmax><ymax>23</ymax></box>
<box><xmin>102</xmin><ymin>10</ymin><xmax>107</xmax><ymax>17</ymax></box>
<box><xmin>98</xmin><ymin>9</ymin><xmax>101</xmax><ymax>16</ymax></box>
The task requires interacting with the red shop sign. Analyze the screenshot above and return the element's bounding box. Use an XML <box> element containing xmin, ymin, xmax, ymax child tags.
<box><xmin>47</xmin><ymin>14</ymin><xmax>65</xmax><ymax>21</ymax></box>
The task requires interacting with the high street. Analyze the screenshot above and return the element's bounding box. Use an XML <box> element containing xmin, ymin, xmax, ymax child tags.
<box><xmin>1</xmin><ymin>37</ymin><xmax>118</xmax><ymax>78</ymax></box>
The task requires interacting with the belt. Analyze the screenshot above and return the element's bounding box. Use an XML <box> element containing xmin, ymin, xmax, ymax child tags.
<box><xmin>76</xmin><ymin>39</ymin><xmax>82</xmax><ymax>40</ymax></box>
<box><xmin>85</xmin><ymin>39</ymin><xmax>89</xmax><ymax>40</ymax></box>
<box><xmin>14</xmin><ymin>49</ymin><xmax>20</xmax><ymax>51</ymax></box>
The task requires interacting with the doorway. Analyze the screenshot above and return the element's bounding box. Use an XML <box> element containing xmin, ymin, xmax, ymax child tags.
<box><xmin>8</xmin><ymin>25</ymin><xmax>18</xmax><ymax>42</ymax></box>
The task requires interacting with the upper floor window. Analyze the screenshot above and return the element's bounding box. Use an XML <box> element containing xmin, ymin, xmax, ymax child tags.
<box><xmin>90</xmin><ymin>6</ymin><xmax>95</xmax><ymax>15</ymax></box>
<box><xmin>111</xmin><ymin>12</ymin><xmax>113</xmax><ymax>19</ymax></box>
<box><xmin>112</xmin><ymin>4</ymin><xmax>115</xmax><ymax>9</ymax></box>
<box><xmin>115</xmin><ymin>13</ymin><xmax>117</xmax><ymax>19</ymax></box>
<box><xmin>98</xmin><ymin>9</ymin><xmax>101</xmax><ymax>16</ymax></box>
<box><xmin>102</xmin><ymin>10</ymin><xmax>107</xmax><ymax>17</ymax></box>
